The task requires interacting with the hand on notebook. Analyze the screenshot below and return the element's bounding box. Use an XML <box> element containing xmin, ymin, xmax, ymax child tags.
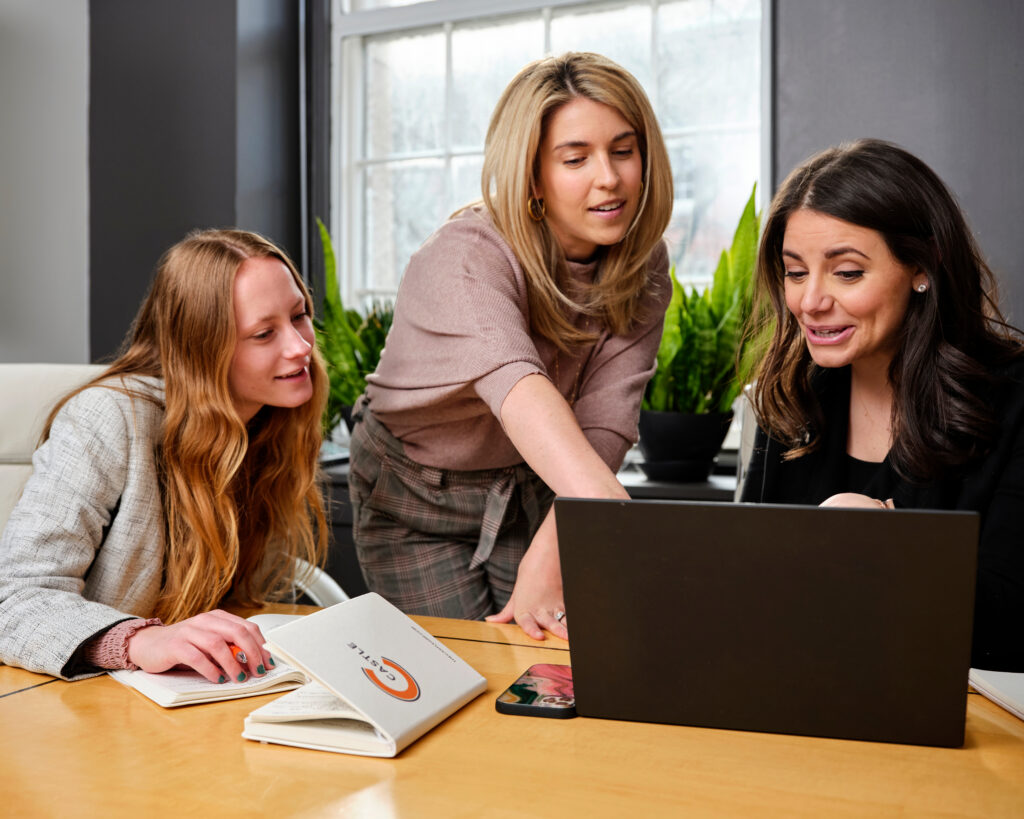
<box><xmin>486</xmin><ymin>509</ymin><xmax>568</xmax><ymax>641</ymax></box>
<box><xmin>820</xmin><ymin>493</ymin><xmax>895</xmax><ymax>510</ymax></box>
<box><xmin>126</xmin><ymin>609</ymin><xmax>274</xmax><ymax>684</ymax></box>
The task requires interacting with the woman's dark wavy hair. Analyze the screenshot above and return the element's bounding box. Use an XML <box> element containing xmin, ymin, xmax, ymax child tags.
<box><xmin>749</xmin><ymin>138</ymin><xmax>1022</xmax><ymax>481</ymax></box>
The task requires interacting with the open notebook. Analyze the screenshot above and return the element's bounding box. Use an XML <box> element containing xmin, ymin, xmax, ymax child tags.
<box><xmin>969</xmin><ymin>668</ymin><xmax>1024</xmax><ymax>722</ymax></box>
<box><xmin>109</xmin><ymin>614</ymin><xmax>306</xmax><ymax>707</ymax></box>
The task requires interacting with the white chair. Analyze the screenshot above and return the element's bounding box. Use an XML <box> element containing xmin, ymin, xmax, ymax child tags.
<box><xmin>0</xmin><ymin>363</ymin><xmax>350</xmax><ymax>606</ymax></box>
<box><xmin>293</xmin><ymin>557</ymin><xmax>350</xmax><ymax>606</ymax></box>
<box><xmin>0</xmin><ymin>363</ymin><xmax>106</xmax><ymax>529</ymax></box>
<box><xmin>733</xmin><ymin>387</ymin><xmax>759</xmax><ymax>502</ymax></box>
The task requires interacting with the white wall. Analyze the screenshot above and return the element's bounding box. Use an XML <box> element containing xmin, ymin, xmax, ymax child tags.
<box><xmin>0</xmin><ymin>0</ymin><xmax>89</xmax><ymax>363</ymax></box>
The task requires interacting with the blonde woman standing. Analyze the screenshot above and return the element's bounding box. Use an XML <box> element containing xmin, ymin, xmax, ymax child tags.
<box><xmin>349</xmin><ymin>52</ymin><xmax>673</xmax><ymax>639</ymax></box>
<box><xmin>0</xmin><ymin>229</ymin><xmax>329</xmax><ymax>680</ymax></box>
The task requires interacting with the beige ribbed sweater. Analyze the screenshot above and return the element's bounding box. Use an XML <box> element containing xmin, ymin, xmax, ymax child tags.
<box><xmin>364</xmin><ymin>206</ymin><xmax>671</xmax><ymax>472</ymax></box>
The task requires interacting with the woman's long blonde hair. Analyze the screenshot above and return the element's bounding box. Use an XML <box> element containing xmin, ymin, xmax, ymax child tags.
<box><xmin>44</xmin><ymin>229</ymin><xmax>329</xmax><ymax>622</ymax></box>
<box><xmin>482</xmin><ymin>52</ymin><xmax>673</xmax><ymax>351</ymax></box>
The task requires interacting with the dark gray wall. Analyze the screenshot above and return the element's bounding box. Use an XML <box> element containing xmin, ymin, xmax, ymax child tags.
<box><xmin>773</xmin><ymin>0</ymin><xmax>1024</xmax><ymax>324</ymax></box>
<box><xmin>237</xmin><ymin>0</ymin><xmax>302</xmax><ymax>251</ymax></box>
<box><xmin>302</xmin><ymin>0</ymin><xmax>333</xmax><ymax>301</ymax></box>
<box><xmin>89</xmin><ymin>0</ymin><xmax>300</xmax><ymax>361</ymax></box>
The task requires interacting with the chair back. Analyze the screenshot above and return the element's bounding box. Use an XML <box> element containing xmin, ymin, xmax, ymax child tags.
<box><xmin>733</xmin><ymin>387</ymin><xmax>758</xmax><ymax>502</ymax></box>
<box><xmin>0</xmin><ymin>363</ymin><xmax>106</xmax><ymax>529</ymax></box>
<box><xmin>293</xmin><ymin>557</ymin><xmax>350</xmax><ymax>606</ymax></box>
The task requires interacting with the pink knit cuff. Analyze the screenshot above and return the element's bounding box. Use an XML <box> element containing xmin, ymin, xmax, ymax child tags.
<box><xmin>474</xmin><ymin>362</ymin><xmax>546</xmax><ymax>421</ymax></box>
<box><xmin>83</xmin><ymin>618</ymin><xmax>164</xmax><ymax>670</ymax></box>
<box><xmin>582</xmin><ymin>427</ymin><xmax>632</xmax><ymax>472</ymax></box>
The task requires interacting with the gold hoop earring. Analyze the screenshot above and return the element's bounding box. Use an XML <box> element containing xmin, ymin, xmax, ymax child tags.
<box><xmin>527</xmin><ymin>197</ymin><xmax>545</xmax><ymax>222</ymax></box>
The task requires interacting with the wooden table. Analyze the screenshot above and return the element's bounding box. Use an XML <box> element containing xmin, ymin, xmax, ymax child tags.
<box><xmin>3</xmin><ymin>606</ymin><xmax>1023</xmax><ymax>817</ymax></box>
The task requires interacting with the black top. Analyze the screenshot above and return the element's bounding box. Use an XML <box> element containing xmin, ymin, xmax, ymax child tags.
<box><xmin>742</xmin><ymin>360</ymin><xmax>1024</xmax><ymax>671</ymax></box>
<box><xmin>844</xmin><ymin>453</ymin><xmax>883</xmax><ymax>493</ymax></box>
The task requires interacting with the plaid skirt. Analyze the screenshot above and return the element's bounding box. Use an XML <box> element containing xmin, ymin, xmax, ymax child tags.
<box><xmin>347</xmin><ymin>402</ymin><xmax>554</xmax><ymax>619</ymax></box>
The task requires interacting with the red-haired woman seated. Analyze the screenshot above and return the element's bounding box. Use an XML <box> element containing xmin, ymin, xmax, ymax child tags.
<box><xmin>0</xmin><ymin>230</ymin><xmax>328</xmax><ymax>680</ymax></box>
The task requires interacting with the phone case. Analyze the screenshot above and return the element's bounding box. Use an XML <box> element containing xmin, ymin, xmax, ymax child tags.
<box><xmin>495</xmin><ymin>663</ymin><xmax>576</xmax><ymax>718</ymax></box>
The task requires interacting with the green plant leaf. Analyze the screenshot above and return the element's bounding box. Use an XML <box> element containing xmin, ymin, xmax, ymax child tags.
<box><xmin>649</xmin><ymin>183</ymin><xmax>761</xmax><ymax>415</ymax></box>
<box><xmin>728</xmin><ymin>183</ymin><xmax>760</xmax><ymax>298</ymax></box>
<box><xmin>313</xmin><ymin>218</ymin><xmax>394</xmax><ymax>432</ymax></box>
<box><xmin>708</xmin><ymin>249</ymin><xmax>732</xmax><ymax>324</ymax></box>
<box><xmin>318</xmin><ymin>218</ymin><xmax>341</xmax><ymax>314</ymax></box>
<box><xmin>644</xmin><ymin>266</ymin><xmax>685</xmax><ymax>411</ymax></box>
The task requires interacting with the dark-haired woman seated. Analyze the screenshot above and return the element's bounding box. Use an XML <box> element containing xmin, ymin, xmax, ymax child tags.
<box><xmin>742</xmin><ymin>138</ymin><xmax>1024</xmax><ymax>671</ymax></box>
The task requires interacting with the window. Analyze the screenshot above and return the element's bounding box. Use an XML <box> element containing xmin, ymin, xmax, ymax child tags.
<box><xmin>333</xmin><ymin>0</ymin><xmax>765</xmax><ymax>306</ymax></box>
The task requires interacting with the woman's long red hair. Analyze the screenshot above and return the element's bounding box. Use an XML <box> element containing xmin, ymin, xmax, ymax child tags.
<box><xmin>45</xmin><ymin>229</ymin><xmax>329</xmax><ymax>621</ymax></box>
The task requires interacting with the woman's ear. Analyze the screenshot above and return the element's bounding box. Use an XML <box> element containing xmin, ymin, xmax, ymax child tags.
<box><xmin>911</xmin><ymin>270</ymin><xmax>929</xmax><ymax>293</ymax></box>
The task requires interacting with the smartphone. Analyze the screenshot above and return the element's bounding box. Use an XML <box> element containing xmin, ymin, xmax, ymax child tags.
<box><xmin>495</xmin><ymin>663</ymin><xmax>576</xmax><ymax>718</ymax></box>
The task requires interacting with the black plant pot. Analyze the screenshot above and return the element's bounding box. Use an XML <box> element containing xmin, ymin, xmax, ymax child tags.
<box><xmin>637</xmin><ymin>409</ymin><xmax>734</xmax><ymax>482</ymax></box>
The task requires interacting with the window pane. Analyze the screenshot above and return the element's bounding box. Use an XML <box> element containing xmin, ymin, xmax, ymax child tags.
<box><xmin>658</xmin><ymin>0</ymin><xmax>761</xmax><ymax>130</ymax></box>
<box><xmin>666</xmin><ymin>129</ymin><xmax>760</xmax><ymax>286</ymax></box>
<box><xmin>451</xmin><ymin>17</ymin><xmax>544</xmax><ymax>151</ymax></box>
<box><xmin>665</xmin><ymin>139</ymin><xmax>696</xmax><ymax>271</ymax></box>
<box><xmin>657</xmin><ymin>0</ymin><xmax>762</xmax><ymax>288</ymax></box>
<box><xmin>349</xmin><ymin>0</ymin><xmax>420</xmax><ymax>11</ymax></box>
<box><xmin>550</xmin><ymin>3</ymin><xmax>653</xmax><ymax>93</ymax></box>
<box><xmin>366</xmin><ymin>30</ymin><xmax>445</xmax><ymax>157</ymax></box>
<box><xmin>364</xmin><ymin>160</ymin><xmax>447</xmax><ymax>296</ymax></box>
<box><xmin>339</xmin><ymin>0</ymin><xmax>763</xmax><ymax>302</ymax></box>
<box><xmin>452</xmin><ymin>154</ymin><xmax>485</xmax><ymax>209</ymax></box>
<box><xmin>715</xmin><ymin>0</ymin><xmax>762</xmax><ymax>20</ymax></box>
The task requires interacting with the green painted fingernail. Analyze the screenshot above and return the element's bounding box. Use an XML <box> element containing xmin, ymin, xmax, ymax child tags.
<box><xmin>257</xmin><ymin>665</ymin><xmax>266</xmax><ymax>675</ymax></box>
<box><xmin>268</xmin><ymin>656</ymin><xmax>276</xmax><ymax>667</ymax></box>
<box><xmin>217</xmin><ymin>675</ymin><xmax>226</xmax><ymax>684</ymax></box>
<box><xmin>237</xmin><ymin>672</ymin><xmax>247</xmax><ymax>682</ymax></box>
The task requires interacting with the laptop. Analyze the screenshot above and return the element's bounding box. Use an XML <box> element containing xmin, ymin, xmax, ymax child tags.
<box><xmin>554</xmin><ymin>498</ymin><xmax>979</xmax><ymax>747</ymax></box>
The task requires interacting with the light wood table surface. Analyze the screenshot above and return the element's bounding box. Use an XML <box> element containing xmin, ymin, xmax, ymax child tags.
<box><xmin>2</xmin><ymin>604</ymin><xmax>1023</xmax><ymax>817</ymax></box>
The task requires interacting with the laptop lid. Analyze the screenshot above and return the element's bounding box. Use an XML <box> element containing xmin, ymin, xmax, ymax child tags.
<box><xmin>555</xmin><ymin>499</ymin><xmax>979</xmax><ymax>747</ymax></box>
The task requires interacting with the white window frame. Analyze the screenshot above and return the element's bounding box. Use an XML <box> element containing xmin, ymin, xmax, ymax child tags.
<box><xmin>331</xmin><ymin>0</ymin><xmax>772</xmax><ymax>306</ymax></box>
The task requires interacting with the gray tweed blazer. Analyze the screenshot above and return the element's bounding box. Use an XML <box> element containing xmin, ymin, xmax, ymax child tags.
<box><xmin>0</xmin><ymin>377</ymin><xmax>166</xmax><ymax>679</ymax></box>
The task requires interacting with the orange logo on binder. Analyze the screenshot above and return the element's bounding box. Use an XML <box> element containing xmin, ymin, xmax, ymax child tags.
<box><xmin>363</xmin><ymin>657</ymin><xmax>421</xmax><ymax>702</ymax></box>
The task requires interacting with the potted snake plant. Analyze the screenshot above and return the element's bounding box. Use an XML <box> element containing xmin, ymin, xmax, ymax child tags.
<box><xmin>639</xmin><ymin>184</ymin><xmax>760</xmax><ymax>481</ymax></box>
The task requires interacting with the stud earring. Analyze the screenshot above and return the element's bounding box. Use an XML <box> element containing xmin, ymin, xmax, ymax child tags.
<box><xmin>527</xmin><ymin>197</ymin><xmax>545</xmax><ymax>222</ymax></box>
<box><xmin>916</xmin><ymin>283</ymin><xmax>928</xmax><ymax>293</ymax></box>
